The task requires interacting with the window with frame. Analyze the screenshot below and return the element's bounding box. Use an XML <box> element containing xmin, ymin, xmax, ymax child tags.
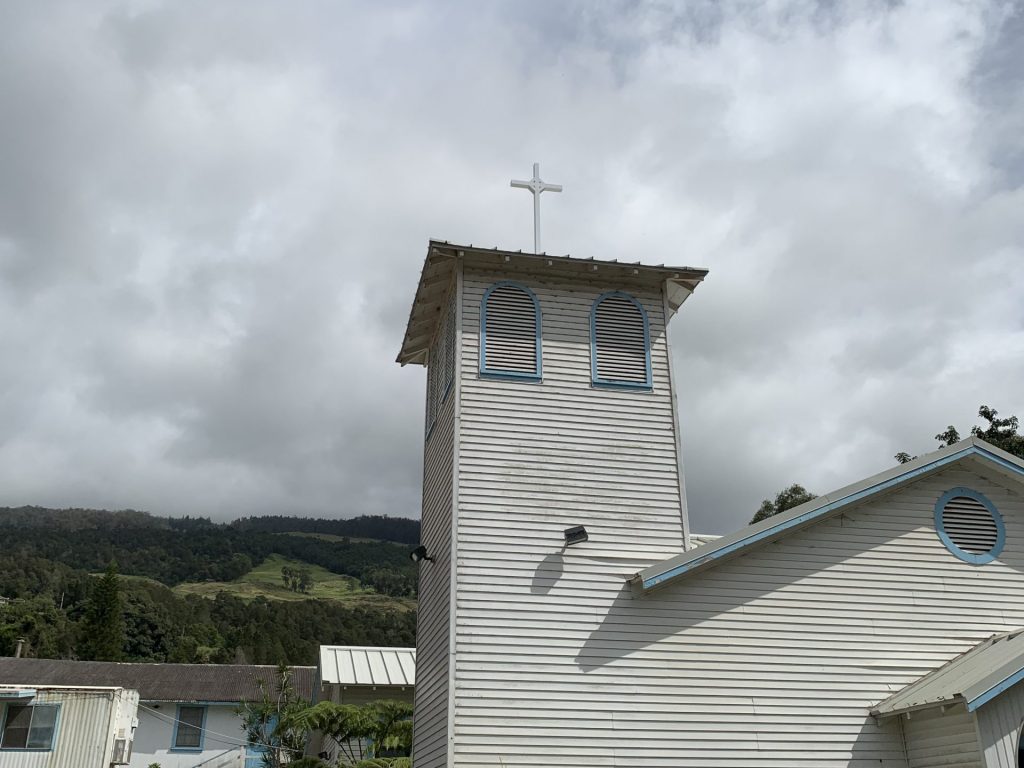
<box><xmin>479</xmin><ymin>282</ymin><xmax>541</xmax><ymax>380</ymax></box>
<box><xmin>172</xmin><ymin>705</ymin><xmax>205</xmax><ymax>750</ymax></box>
<box><xmin>590</xmin><ymin>291</ymin><xmax>652</xmax><ymax>389</ymax></box>
<box><xmin>1</xmin><ymin>703</ymin><xmax>58</xmax><ymax>750</ymax></box>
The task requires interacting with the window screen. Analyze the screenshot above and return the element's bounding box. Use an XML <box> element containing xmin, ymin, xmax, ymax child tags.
<box><xmin>173</xmin><ymin>706</ymin><xmax>204</xmax><ymax>749</ymax></box>
<box><xmin>1</xmin><ymin>704</ymin><xmax>58</xmax><ymax>750</ymax></box>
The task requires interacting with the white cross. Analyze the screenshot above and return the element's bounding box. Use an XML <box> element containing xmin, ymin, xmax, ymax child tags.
<box><xmin>511</xmin><ymin>162</ymin><xmax>562</xmax><ymax>253</ymax></box>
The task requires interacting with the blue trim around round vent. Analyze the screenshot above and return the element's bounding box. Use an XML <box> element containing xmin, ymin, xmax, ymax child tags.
<box><xmin>934</xmin><ymin>487</ymin><xmax>1005</xmax><ymax>565</ymax></box>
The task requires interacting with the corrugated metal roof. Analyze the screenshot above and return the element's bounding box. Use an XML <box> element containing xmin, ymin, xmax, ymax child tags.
<box><xmin>0</xmin><ymin>658</ymin><xmax>316</xmax><ymax>703</ymax></box>
<box><xmin>319</xmin><ymin>646</ymin><xmax>415</xmax><ymax>687</ymax></box>
<box><xmin>872</xmin><ymin>629</ymin><xmax>1024</xmax><ymax>717</ymax></box>
<box><xmin>637</xmin><ymin>437</ymin><xmax>1024</xmax><ymax>591</ymax></box>
<box><xmin>396</xmin><ymin>240</ymin><xmax>708</xmax><ymax>366</ymax></box>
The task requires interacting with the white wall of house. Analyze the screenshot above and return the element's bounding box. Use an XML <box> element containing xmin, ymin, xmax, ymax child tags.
<box><xmin>130</xmin><ymin>703</ymin><xmax>247</xmax><ymax>768</ymax></box>
<box><xmin>901</xmin><ymin>705</ymin><xmax>982</xmax><ymax>768</ymax></box>
<box><xmin>446</xmin><ymin>464</ymin><xmax>1024</xmax><ymax>767</ymax></box>
<box><xmin>978</xmin><ymin>682</ymin><xmax>1024</xmax><ymax>768</ymax></box>
<box><xmin>413</xmin><ymin>275</ymin><xmax>457</xmax><ymax>768</ymax></box>
<box><xmin>447</xmin><ymin>268</ymin><xmax>692</xmax><ymax>768</ymax></box>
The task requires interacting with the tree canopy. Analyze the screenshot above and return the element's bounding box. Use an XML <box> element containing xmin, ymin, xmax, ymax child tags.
<box><xmin>750</xmin><ymin>484</ymin><xmax>817</xmax><ymax>524</ymax></box>
<box><xmin>896</xmin><ymin>405</ymin><xmax>1024</xmax><ymax>464</ymax></box>
<box><xmin>80</xmin><ymin>561</ymin><xmax>124</xmax><ymax>661</ymax></box>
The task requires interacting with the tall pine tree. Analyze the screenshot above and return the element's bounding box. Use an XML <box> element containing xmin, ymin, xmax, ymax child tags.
<box><xmin>80</xmin><ymin>561</ymin><xmax>124</xmax><ymax>661</ymax></box>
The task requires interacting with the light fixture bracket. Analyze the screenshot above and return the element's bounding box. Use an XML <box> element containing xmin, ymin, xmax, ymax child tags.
<box><xmin>409</xmin><ymin>545</ymin><xmax>435</xmax><ymax>563</ymax></box>
<box><xmin>563</xmin><ymin>525</ymin><xmax>589</xmax><ymax>547</ymax></box>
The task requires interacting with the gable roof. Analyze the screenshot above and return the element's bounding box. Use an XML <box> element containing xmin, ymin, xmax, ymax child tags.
<box><xmin>637</xmin><ymin>437</ymin><xmax>1024</xmax><ymax>592</ymax></box>
<box><xmin>871</xmin><ymin>629</ymin><xmax>1024</xmax><ymax>716</ymax></box>
<box><xmin>319</xmin><ymin>645</ymin><xmax>415</xmax><ymax>687</ymax></box>
<box><xmin>0</xmin><ymin>658</ymin><xmax>316</xmax><ymax>703</ymax></box>
<box><xmin>397</xmin><ymin>240</ymin><xmax>708</xmax><ymax>366</ymax></box>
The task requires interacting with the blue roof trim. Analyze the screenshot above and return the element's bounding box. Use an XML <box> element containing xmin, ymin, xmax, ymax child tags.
<box><xmin>967</xmin><ymin>665</ymin><xmax>1024</xmax><ymax>712</ymax></box>
<box><xmin>934</xmin><ymin>487</ymin><xmax>1005</xmax><ymax>565</ymax></box>
<box><xmin>642</xmin><ymin>443</ymin><xmax>1024</xmax><ymax>590</ymax></box>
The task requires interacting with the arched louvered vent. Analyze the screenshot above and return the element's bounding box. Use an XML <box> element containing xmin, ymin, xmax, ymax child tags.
<box><xmin>934</xmin><ymin>488</ymin><xmax>1005</xmax><ymax>565</ymax></box>
<box><xmin>480</xmin><ymin>282</ymin><xmax>541</xmax><ymax>379</ymax></box>
<box><xmin>591</xmin><ymin>292</ymin><xmax>651</xmax><ymax>389</ymax></box>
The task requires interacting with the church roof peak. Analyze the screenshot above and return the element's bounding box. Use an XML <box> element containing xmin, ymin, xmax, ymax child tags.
<box><xmin>637</xmin><ymin>436</ymin><xmax>1024</xmax><ymax>592</ymax></box>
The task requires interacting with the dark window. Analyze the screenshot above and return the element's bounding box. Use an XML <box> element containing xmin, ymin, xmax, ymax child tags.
<box><xmin>173</xmin><ymin>705</ymin><xmax>205</xmax><ymax>750</ymax></box>
<box><xmin>1</xmin><ymin>704</ymin><xmax>58</xmax><ymax>750</ymax></box>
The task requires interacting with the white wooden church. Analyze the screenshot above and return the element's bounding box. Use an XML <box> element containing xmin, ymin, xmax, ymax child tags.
<box><xmin>397</xmin><ymin>237</ymin><xmax>1024</xmax><ymax>768</ymax></box>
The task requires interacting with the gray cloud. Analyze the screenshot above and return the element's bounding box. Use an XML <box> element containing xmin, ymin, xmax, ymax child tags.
<box><xmin>0</xmin><ymin>0</ymin><xmax>1020</xmax><ymax>533</ymax></box>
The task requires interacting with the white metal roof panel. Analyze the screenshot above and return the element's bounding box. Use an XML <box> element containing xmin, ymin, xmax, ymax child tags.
<box><xmin>319</xmin><ymin>646</ymin><xmax>416</xmax><ymax>687</ymax></box>
<box><xmin>872</xmin><ymin>630</ymin><xmax>1024</xmax><ymax>716</ymax></box>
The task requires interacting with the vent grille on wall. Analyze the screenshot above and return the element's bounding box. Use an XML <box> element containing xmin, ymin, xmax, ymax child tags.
<box><xmin>934</xmin><ymin>487</ymin><xmax>1005</xmax><ymax>565</ymax></box>
<box><xmin>941</xmin><ymin>496</ymin><xmax>999</xmax><ymax>554</ymax></box>
<box><xmin>481</xmin><ymin>283</ymin><xmax>540</xmax><ymax>378</ymax></box>
<box><xmin>592</xmin><ymin>293</ymin><xmax>651</xmax><ymax>388</ymax></box>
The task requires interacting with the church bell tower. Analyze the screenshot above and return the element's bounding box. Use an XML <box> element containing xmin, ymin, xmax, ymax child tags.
<box><xmin>397</xmin><ymin>239</ymin><xmax>707</xmax><ymax>768</ymax></box>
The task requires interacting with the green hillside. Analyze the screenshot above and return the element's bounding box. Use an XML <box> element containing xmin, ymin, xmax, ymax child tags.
<box><xmin>174</xmin><ymin>554</ymin><xmax>415</xmax><ymax>610</ymax></box>
<box><xmin>0</xmin><ymin>508</ymin><xmax>420</xmax><ymax>664</ymax></box>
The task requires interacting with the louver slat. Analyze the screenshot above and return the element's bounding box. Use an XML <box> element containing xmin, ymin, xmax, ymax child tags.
<box><xmin>592</xmin><ymin>295</ymin><xmax>649</xmax><ymax>387</ymax></box>
<box><xmin>482</xmin><ymin>284</ymin><xmax>539</xmax><ymax>377</ymax></box>
<box><xmin>941</xmin><ymin>497</ymin><xmax>999</xmax><ymax>554</ymax></box>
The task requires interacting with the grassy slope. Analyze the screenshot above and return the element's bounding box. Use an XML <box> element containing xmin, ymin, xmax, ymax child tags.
<box><xmin>281</xmin><ymin>531</ymin><xmax>404</xmax><ymax>545</ymax></box>
<box><xmin>173</xmin><ymin>554</ymin><xmax>415</xmax><ymax>610</ymax></box>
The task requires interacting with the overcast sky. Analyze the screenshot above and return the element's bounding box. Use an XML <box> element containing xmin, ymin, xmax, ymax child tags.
<box><xmin>0</xmin><ymin>1</ymin><xmax>1021</xmax><ymax>534</ymax></box>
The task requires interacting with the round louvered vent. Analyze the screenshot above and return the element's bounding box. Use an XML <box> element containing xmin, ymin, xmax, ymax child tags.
<box><xmin>934</xmin><ymin>488</ymin><xmax>1005</xmax><ymax>564</ymax></box>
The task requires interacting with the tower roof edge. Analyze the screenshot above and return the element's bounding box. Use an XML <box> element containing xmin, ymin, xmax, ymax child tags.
<box><xmin>396</xmin><ymin>240</ymin><xmax>709</xmax><ymax>366</ymax></box>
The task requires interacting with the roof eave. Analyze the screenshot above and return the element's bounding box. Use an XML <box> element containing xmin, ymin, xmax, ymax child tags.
<box><xmin>396</xmin><ymin>240</ymin><xmax>709</xmax><ymax>365</ymax></box>
<box><xmin>870</xmin><ymin>694</ymin><xmax>967</xmax><ymax>719</ymax></box>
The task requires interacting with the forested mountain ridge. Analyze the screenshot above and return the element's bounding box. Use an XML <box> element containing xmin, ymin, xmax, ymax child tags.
<box><xmin>0</xmin><ymin>508</ymin><xmax>421</xmax><ymax>665</ymax></box>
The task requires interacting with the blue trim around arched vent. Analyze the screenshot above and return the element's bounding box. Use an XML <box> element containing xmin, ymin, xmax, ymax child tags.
<box><xmin>934</xmin><ymin>486</ymin><xmax>1005</xmax><ymax>565</ymax></box>
<box><xmin>590</xmin><ymin>291</ymin><xmax>652</xmax><ymax>390</ymax></box>
<box><xmin>479</xmin><ymin>281</ymin><xmax>542</xmax><ymax>381</ymax></box>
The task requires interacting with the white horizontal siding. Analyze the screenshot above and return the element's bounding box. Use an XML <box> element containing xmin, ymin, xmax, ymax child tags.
<box><xmin>450</xmin><ymin>461</ymin><xmax>1024</xmax><ymax>767</ymax></box>
<box><xmin>458</xmin><ymin>269</ymin><xmax>685</xmax><ymax>558</ymax></box>
<box><xmin>902</xmin><ymin>705</ymin><xmax>982</xmax><ymax>768</ymax></box>
<box><xmin>454</xmin><ymin>269</ymin><xmax>689</xmax><ymax>767</ymax></box>
<box><xmin>977</xmin><ymin>682</ymin><xmax>1024</xmax><ymax>768</ymax></box>
<box><xmin>413</xmin><ymin>283</ymin><xmax>457</xmax><ymax>768</ymax></box>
